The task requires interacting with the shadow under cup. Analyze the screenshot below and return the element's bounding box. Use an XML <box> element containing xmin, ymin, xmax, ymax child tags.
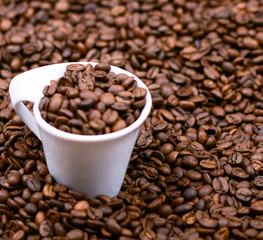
<box><xmin>10</xmin><ymin>62</ymin><xmax>152</xmax><ymax>198</ymax></box>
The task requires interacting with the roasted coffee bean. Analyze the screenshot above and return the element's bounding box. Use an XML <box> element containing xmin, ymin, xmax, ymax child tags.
<box><xmin>185</xmin><ymin>170</ymin><xmax>202</xmax><ymax>181</ymax></box>
<box><xmin>198</xmin><ymin>185</ymin><xmax>213</xmax><ymax>198</ymax></box>
<box><xmin>0</xmin><ymin>189</ymin><xmax>9</xmax><ymax>203</ymax></box>
<box><xmin>182</xmin><ymin>155</ymin><xmax>198</xmax><ymax>168</ymax></box>
<box><xmin>235</xmin><ymin>188</ymin><xmax>252</xmax><ymax>202</ymax></box>
<box><xmin>26</xmin><ymin>176</ymin><xmax>41</xmax><ymax>192</ymax></box>
<box><xmin>100</xmin><ymin>93</ymin><xmax>115</xmax><ymax>106</ymax></box>
<box><xmin>48</xmin><ymin>94</ymin><xmax>64</xmax><ymax>113</ymax></box>
<box><xmin>106</xmin><ymin>218</ymin><xmax>122</xmax><ymax>236</ymax></box>
<box><xmin>102</xmin><ymin>109</ymin><xmax>119</xmax><ymax>125</ymax></box>
<box><xmin>254</xmin><ymin>176</ymin><xmax>263</xmax><ymax>188</ymax></box>
<box><xmin>251</xmin><ymin>201</ymin><xmax>263</xmax><ymax>214</ymax></box>
<box><xmin>67</xmin><ymin>64</ymin><xmax>86</xmax><ymax>72</ymax></box>
<box><xmin>94</xmin><ymin>63</ymin><xmax>111</xmax><ymax>73</ymax></box>
<box><xmin>196</xmin><ymin>210</ymin><xmax>218</xmax><ymax>228</ymax></box>
<box><xmin>182</xmin><ymin>188</ymin><xmax>197</xmax><ymax>201</ymax></box>
<box><xmin>228</xmin><ymin>152</ymin><xmax>243</xmax><ymax>165</ymax></box>
<box><xmin>213</xmin><ymin>177</ymin><xmax>229</xmax><ymax>194</ymax></box>
<box><xmin>39</xmin><ymin>220</ymin><xmax>52</xmax><ymax>237</ymax></box>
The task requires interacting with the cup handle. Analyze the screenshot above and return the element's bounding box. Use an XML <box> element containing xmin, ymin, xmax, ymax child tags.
<box><xmin>9</xmin><ymin>71</ymin><xmax>48</xmax><ymax>140</ymax></box>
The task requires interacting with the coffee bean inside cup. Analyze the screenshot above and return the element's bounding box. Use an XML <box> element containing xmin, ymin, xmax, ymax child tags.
<box><xmin>39</xmin><ymin>63</ymin><xmax>147</xmax><ymax>135</ymax></box>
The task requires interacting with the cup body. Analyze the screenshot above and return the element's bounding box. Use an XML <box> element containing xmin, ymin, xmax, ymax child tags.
<box><xmin>35</xmin><ymin>100</ymin><xmax>140</xmax><ymax>198</ymax></box>
<box><xmin>10</xmin><ymin>62</ymin><xmax>152</xmax><ymax>198</ymax></box>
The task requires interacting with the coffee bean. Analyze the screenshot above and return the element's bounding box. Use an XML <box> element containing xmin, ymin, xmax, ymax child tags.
<box><xmin>147</xmin><ymin>196</ymin><xmax>162</xmax><ymax>211</ymax></box>
<box><xmin>243</xmin><ymin>37</ymin><xmax>259</xmax><ymax>49</ymax></box>
<box><xmin>182</xmin><ymin>188</ymin><xmax>197</xmax><ymax>201</ymax></box>
<box><xmin>251</xmin><ymin>201</ymin><xmax>263</xmax><ymax>214</ymax></box>
<box><xmin>213</xmin><ymin>177</ymin><xmax>229</xmax><ymax>194</ymax></box>
<box><xmin>250</xmin><ymin>219</ymin><xmax>263</xmax><ymax>230</ymax></box>
<box><xmin>48</xmin><ymin>93</ymin><xmax>64</xmax><ymax>113</ymax></box>
<box><xmin>254</xmin><ymin>176</ymin><xmax>263</xmax><ymax>188</ymax></box>
<box><xmin>108</xmin><ymin>85</ymin><xmax>125</xmax><ymax>95</ymax></box>
<box><xmin>100</xmin><ymin>92</ymin><xmax>115</xmax><ymax>106</ymax></box>
<box><xmin>157</xmin><ymin>204</ymin><xmax>173</xmax><ymax>218</ymax></box>
<box><xmin>198</xmin><ymin>185</ymin><xmax>213</xmax><ymax>198</ymax></box>
<box><xmin>0</xmin><ymin>189</ymin><xmax>9</xmax><ymax>203</ymax></box>
<box><xmin>196</xmin><ymin>210</ymin><xmax>218</xmax><ymax>228</ymax></box>
<box><xmin>102</xmin><ymin>109</ymin><xmax>118</xmax><ymax>125</ymax></box>
<box><xmin>185</xmin><ymin>170</ymin><xmax>202</xmax><ymax>181</ymax></box>
<box><xmin>200</xmin><ymin>159</ymin><xmax>217</xmax><ymax>170</ymax></box>
<box><xmin>94</xmin><ymin>63</ymin><xmax>111</xmax><ymax>73</ymax></box>
<box><xmin>232</xmin><ymin>168</ymin><xmax>249</xmax><ymax>179</ymax></box>
<box><xmin>182</xmin><ymin>155</ymin><xmax>198</xmax><ymax>168</ymax></box>
<box><xmin>106</xmin><ymin>218</ymin><xmax>122</xmax><ymax>236</ymax></box>
<box><xmin>27</xmin><ymin>176</ymin><xmax>41</xmax><ymax>192</ymax></box>
<box><xmin>79</xmin><ymin>89</ymin><xmax>98</xmax><ymax>101</ymax></box>
<box><xmin>174</xmin><ymin>204</ymin><xmax>193</xmax><ymax>215</ymax></box>
<box><xmin>112</xmin><ymin>119</ymin><xmax>127</xmax><ymax>132</ymax></box>
<box><xmin>235</xmin><ymin>188</ymin><xmax>252</xmax><ymax>202</ymax></box>
<box><xmin>228</xmin><ymin>152</ymin><xmax>243</xmax><ymax>165</ymax></box>
<box><xmin>43</xmin><ymin>184</ymin><xmax>56</xmax><ymax>199</ymax></box>
<box><xmin>39</xmin><ymin>220</ymin><xmax>52</xmax><ymax>237</ymax></box>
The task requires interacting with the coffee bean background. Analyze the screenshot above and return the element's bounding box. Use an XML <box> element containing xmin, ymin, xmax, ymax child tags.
<box><xmin>1</xmin><ymin>0</ymin><xmax>263</xmax><ymax>239</ymax></box>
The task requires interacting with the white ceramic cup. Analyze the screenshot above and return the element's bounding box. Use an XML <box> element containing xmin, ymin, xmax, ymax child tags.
<box><xmin>9</xmin><ymin>62</ymin><xmax>152</xmax><ymax>198</ymax></box>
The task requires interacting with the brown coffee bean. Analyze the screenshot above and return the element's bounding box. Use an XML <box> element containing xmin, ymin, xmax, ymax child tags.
<box><xmin>43</xmin><ymin>184</ymin><xmax>56</xmax><ymax>199</ymax></box>
<box><xmin>66</xmin><ymin>88</ymin><xmax>79</xmax><ymax>99</ymax></box>
<box><xmin>108</xmin><ymin>85</ymin><xmax>125</xmax><ymax>95</ymax></box>
<box><xmin>174</xmin><ymin>204</ymin><xmax>193</xmax><ymax>215</ymax></box>
<box><xmin>90</xmin><ymin>119</ymin><xmax>106</xmax><ymax>132</ymax></box>
<box><xmin>112</xmin><ymin>119</ymin><xmax>127</xmax><ymax>132</ymax></box>
<box><xmin>106</xmin><ymin>218</ymin><xmax>122</xmax><ymax>235</ymax></box>
<box><xmin>94</xmin><ymin>63</ymin><xmax>111</xmax><ymax>73</ymax></box>
<box><xmin>250</xmin><ymin>219</ymin><xmax>263</xmax><ymax>230</ymax></box>
<box><xmin>232</xmin><ymin>168</ymin><xmax>249</xmax><ymax>179</ymax></box>
<box><xmin>213</xmin><ymin>177</ymin><xmax>229</xmax><ymax>194</ymax></box>
<box><xmin>111</xmin><ymin>102</ymin><xmax>129</xmax><ymax>112</ymax></box>
<box><xmin>254</xmin><ymin>176</ymin><xmax>263</xmax><ymax>188</ymax></box>
<box><xmin>243</xmin><ymin>37</ymin><xmax>259</xmax><ymax>49</ymax></box>
<box><xmin>100</xmin><ymin>92</ymin><xmax>115</xmax><ymax>106</ymax></box>
<box><xmin>102</xmin><ymin>109</ymin><xmax>119</xmax><ymax>125</ymax></box>
<box><xmin>182</xmin><ymin>188</ymin><xmax>197</xmax><ymax>201</ymax></box>
<box><xmin>147</xmin><ymin>196</ymin><xmax>163</xmax><ymax>211</ymax></box>
<box><xmin>198</xmin><ymin>185</ymin><xmax>213</xmax><ymax>198</ymax></box>
<box><xmin>182</xmin><ymin>155</ymin><xmax>198</xmax><ymax>168</ymax></box>
<box><xmin>48</xmin><ymin>93</ymin><xmax>63</xmax><ymax>113</ymax></box>
<box><xmin>116</xmin><ymin>91</ymin><xmax>135</xmax><ymax>105</ymax></box>
<box><xmin>0</xmin><ymin>189</ymin><xmax>9</xmax><ymax>203</ymax></box>
<box><xmin>236</xmin><ymin>188</ymin><xmax>252</xmax><ymax>202</ymax></box>
<box><xmin>66</xmin><ymin>64</ymin><xmax>85</xmax><ymax>72</ymax></box>
<box><xmin>196</xmin><ymin>210</ymin><xmax>218</xmax><ymax>228</ymax></box>
<box><xmin>27</xmin><ymin>176</ymin><xmax>41</xmax><ymax>192</ymax></box>
<box><xmin>228</xmin><ymin>152</ymin><xmax>243</xmax><ymax>165</ymax></box>
<box><xmin>7</xmin><ymin>171</ymin><xmax>21</xmax><ymax>185</ymax></box>
<box><xmin>251</xmin><ymin>201</ymin><xmax>263</xmax><ymax>214</ymax></box>
<box><xmin>39</xmin><ymin>220</ymin><xmax>52</xmax><ymax>237</ymax></box>
<box><xmin>133</xmin><ymin>88</ymin><xmax>147</xmax><ymax>99</ymax></box>
<box><xmin>1</xmin><ymin>18</ymin><xmax>12</xmax><ymax>31</ymax></box>
<box><xmin>185</xmin><ymin>170</ymin><xmax>202</xmax><ymax>181</ymax></box>
<box><xmin>200</xmin><ymin>159</ymin><xmax>217</xmax><ymax>170</ymax></box>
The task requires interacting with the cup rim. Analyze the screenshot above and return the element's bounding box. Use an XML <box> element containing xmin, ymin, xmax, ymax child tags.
<box><xmin>33</xmin><ymin>62</ymin><xmax>152</xmax><ymax>142</ymax></box>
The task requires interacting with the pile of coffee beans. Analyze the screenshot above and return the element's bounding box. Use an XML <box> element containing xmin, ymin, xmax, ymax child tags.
<box><xmin>39</xmin><ymin>63</ymin><xmax>147</xmax><ymax>135</ymax></box>
<box><xmin>2</xmin><ymin>0</ymin><xmax>263</xmax><ymax>239</ymax></box>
